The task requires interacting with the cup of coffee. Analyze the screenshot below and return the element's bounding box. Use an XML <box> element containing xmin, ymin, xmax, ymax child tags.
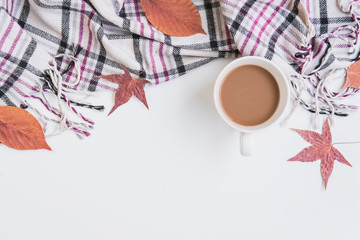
<box><xmin>214</xmin><ymin>56</ymin><xmax>290</xmax><ymax>156</ymax></box>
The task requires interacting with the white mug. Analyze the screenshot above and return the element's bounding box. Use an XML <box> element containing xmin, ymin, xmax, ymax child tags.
<box><xmin>213</xmin><ymin>56</ymin><xmax>290</xmax><ymax>156</ymax></box>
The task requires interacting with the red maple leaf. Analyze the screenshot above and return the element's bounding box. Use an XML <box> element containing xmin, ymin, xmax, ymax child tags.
<box><xmin>97</xmin><ymin>66</ymin><xmax>150</xmax><ymax>115</ymax></box>
<box><xmin>288</xmin><ymin>118</ymin><xmax>352</xmax><ymax>189</ymax></box>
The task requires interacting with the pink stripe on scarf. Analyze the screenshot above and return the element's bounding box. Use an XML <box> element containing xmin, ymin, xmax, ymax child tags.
<box><xmin>78</xmin><ymin>1</ymin><xmax>85</xmax><ymax>50</ymax></box>
<box><xmin>147</xmin><ymin>23</ymin><xmax>159</xmax><ymax>84</ymax></box>
<box><xmin>306</xmin><ymin>0</ymin><xmax>310</xmax><ymax>15</ymax></box>
<box><xmin>159</xmin><ymin>43</ymin><xmax>170</xmax><ymax>82</ymax></box>
<box><xmin>221</xmin><ymin>0</ymin><xmax>241</xmax><ymax>11</ymax></box>
<box><xmin>334</xmin><ymin>43</ymin><xmax>352</xmax><ymax>48</ymax></box>
<box><xmin>133</xmin><ymin>0</ymin><xmax>145</xmax><ymax>35</ymax></box>
<box><xmin>313</xmin><ymin>40</ymin><xmax>325</xmax><ymax>58</ymax></box>
<box><xmin>10</xmin><ymin>0</ymin><xmax>14</xmax><ymax>15</ymax></box>
<box><xmin>0</xmin><ymin>18</ymin><xmax>15</xmax><ymax>50</ymax></box>
<box><xmin>250</xmin><ymin>0</ymin><xmax>287</xmax><ymax>55</ymax></box>
<box><xmin>75</xmin><ymin>10</ymin><xmax>95</xmax><ymax>89</ymax></box>
<box><xmin>0</xmin><ymin>26</ymin><xmax>23</xmax><ymax>71</ymax></box>
<box><xmin>0</xmin><ymin>69</ymin><xmax>30</xmax><ymax>97</ymax></box>
<box><xmin>240</xmin><ymin>0</ymin><xmax>275</xmax><ymax>53</ymax></box>
<box><xmin>0</xmin><ymin>67</ymin><xmax>37</xmax><ymax>92</ymax></box>
<box><xmin>66</xmin><ymin>1</ymin><xmax>87</xmax><ymax>84</ymax></box>
<box><xmin>224</xmin><ymin>24</ymin><xmax>235</xmax><ymax>53</ymax></box>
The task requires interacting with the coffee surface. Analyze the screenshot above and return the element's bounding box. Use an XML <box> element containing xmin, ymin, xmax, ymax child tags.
<box><xmin>220</xmin><ymin>65</ymin><xmax>280</xmax><ymax>126</ymax></box>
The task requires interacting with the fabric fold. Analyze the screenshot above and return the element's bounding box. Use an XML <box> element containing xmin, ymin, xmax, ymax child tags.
<box><xmin>0</xmin><ymin>0</ymin><xmax>360</xmax><ymax>137</ymax></box>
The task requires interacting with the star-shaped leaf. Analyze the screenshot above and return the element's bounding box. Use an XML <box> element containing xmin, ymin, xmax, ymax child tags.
<box><xmin>288</xmin><ymin>118</ymin><xmax>351</xmax><ymax>189</ymax></box>
<box><xmin>97</xmin><ymin>67</ymin><xmax>150</xmax><ymax>115</ymax></box>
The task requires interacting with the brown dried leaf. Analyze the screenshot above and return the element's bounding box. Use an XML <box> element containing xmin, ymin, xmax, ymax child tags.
<box><xmin>140</xmin><ymin>0</ymin><xmax>206</xmax><ymax>37</ymax></box>
<box><xmin>0</xmin><ymin>106</ymin><xmax>51</xmax><ymax>150</ymax></box>
<box><xmin>343</xmin><ymin>60</ymin><xmax>360</xmax><ymax>90</ymax></box>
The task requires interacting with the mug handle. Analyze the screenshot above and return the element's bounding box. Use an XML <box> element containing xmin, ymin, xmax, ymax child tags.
<box><xmin>240</xmin><ymin>132</ymin><xmax>255</xmax><ymax>156</ymax></box>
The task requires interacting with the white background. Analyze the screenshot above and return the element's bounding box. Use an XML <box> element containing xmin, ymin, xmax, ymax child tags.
<box><xmin>0</xmin><ymin>59</ymin><xmax>360</xmax><ymax>240</ymax></box>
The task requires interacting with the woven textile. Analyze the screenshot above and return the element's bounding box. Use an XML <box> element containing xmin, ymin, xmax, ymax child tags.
<box><xmin>221</xmin><ymin>0</ymin><xmax>360</xmax><ymax>123</ymax></box>
<box><xmin>0</xmin><ymin>0</ymin><xmax>359</xmax><ymax>136</ymax></box>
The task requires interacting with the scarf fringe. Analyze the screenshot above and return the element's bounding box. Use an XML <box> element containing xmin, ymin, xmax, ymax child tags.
<box><xmin>286</xmin><ymin>0</ymin><xmax>360</xmax><ymax>128</ymax></box>
<box><xmin>26</xmin><ymin>53</ymin><xmax>104</xmax><ymax>138</ymax></box>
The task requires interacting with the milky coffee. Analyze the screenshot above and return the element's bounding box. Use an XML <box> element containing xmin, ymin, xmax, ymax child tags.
<box><xmin>220</xmin><ymin>65</ymin><xmax>280</xmax><ymax>126</ymax></box>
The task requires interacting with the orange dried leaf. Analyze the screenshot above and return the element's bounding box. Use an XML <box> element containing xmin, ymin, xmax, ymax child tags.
<box><xmin>140</xmin><ymin>0</ymin><xmax>206</xmax><ymax>37</ymax></box>
<box><xmin>343</xmin><ymin>60</ymin><xmax>360</xmax><ymax>90</ymax></box>
<box><xmin>0</xmin><ymin>106</ymin><xmax>51</xmax><ymax>150</ymax></box>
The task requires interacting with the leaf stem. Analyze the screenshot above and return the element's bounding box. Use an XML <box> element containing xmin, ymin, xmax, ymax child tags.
<box><xmin>333</xmin><ymin>141</ymin><xmax>360</xmax><ymax>145</ymax></box>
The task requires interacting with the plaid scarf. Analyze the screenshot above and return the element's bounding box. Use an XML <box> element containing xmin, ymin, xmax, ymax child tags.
<box><xmin>0</xmin><ymin>0</ymin><xmax>359</xmax><ymax>137</ymax></box>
